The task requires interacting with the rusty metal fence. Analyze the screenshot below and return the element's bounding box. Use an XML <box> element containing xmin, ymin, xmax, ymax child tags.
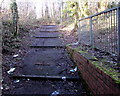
<box><xmin>78</xmin><ymin>6</ymin><xmax>120</xmax><ymax>63</ymax></box>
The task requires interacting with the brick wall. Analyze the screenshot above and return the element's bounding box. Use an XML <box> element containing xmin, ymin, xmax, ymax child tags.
<box><xmin>67</xmin><ymin>46</ymin><xmax>120</xmax><ymax>95</ymax></box>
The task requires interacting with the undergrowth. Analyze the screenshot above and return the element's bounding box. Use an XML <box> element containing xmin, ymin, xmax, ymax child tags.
<box><xmin>2</xmin><ymin>21</ymin><xmax>28</xmax><ymax>54</ymax></box>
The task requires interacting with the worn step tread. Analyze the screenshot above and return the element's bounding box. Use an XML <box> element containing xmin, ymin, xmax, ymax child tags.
<box><xmin>13</xmin><ymin>48</ymin><xmax>77</xmax><ymax>77</ymax></box>
<box><xmin>30</xmin><ymin>45</ymin><xmax>65</xmax><ymax>48</ymax></box>
<box><xmin>30</xmin><ymin>38</ymin><xmax>66</xmax><ymax>48</ymax></box>
<box><xmin>33</xmin><ymin>32</ymin><xmax>61</xmax><ymax>38</ymax></box>
<box><xmin>13</xmin><ymin>75</ymin><xmax>80</xmax><ymax>80</ymax></box>
<box><xmin>34</xmin><ymin>36</ymin><xmax>60</xmax><ymax>38</ymax></box>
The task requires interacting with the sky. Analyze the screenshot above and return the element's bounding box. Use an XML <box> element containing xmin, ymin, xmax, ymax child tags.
<box><xmin>0</xmin><ymin>0</ymin><xmax>64</xmax><ymax>18</ymax></box>
<box><xmin>0</xmin><ymin>0</ymin><xmax>120</xmax><ymax>18</ymax></box>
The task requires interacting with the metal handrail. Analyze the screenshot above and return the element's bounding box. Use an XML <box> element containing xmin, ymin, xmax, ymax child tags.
<box><xmin>79</xmin><ymin>6</ymin><xmax>120</xmax><ymax>21</ymax></box>
<box><xmin>78</xmin><ymin>6</ymin><xmax>120</xmax><ymax>65</ymax></box>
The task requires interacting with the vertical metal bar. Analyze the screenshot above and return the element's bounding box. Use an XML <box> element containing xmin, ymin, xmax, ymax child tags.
<box><xmin>93</xmin><ymin>17</ymin><xmax>96</xmax><ymax>47</ymax></box>
<box><xmin>101</xmin><ymin>14</ymin><xmax>104</xmax><ymax>51</ymax></box>
<box><xmin>116</xmin><ymin>9</ymin><xmax>118</xmax><ymax>55</ymax></box>
<box><xmin>100</xmin><ymin>15</ymin><xmax>102</xmax><ymax>49</ymax></box>
<box><xmin>109</xmin><ymin>11</ymin><xmax>111</xmax><ymax>53</ymax></box>
<box><xmin>104</xmin><ymin>13</ymin><xmax>107</xmax><ymax>52</ymax></box>
<box><xmin>78</xmin><ymin>21</ymin><xmax>81</xmax><ymax>43</ymax></box>
<box><xmin>97</xmin><ymin>15</ymin><xmax>99</xmax><ymax>49</ymax></box>
<box><xmin>99</xmin><ymin>14</ymin><xmax>102</xmax><ymax>49</ymax></box>
<box><xmin>110</xmin><ymin>11</ymin><xmax>113</xmax><ymax>53</ymax></box>
<box><xmin>105</xmin><ymin>12</ymin><xmax>107</xmax><ymax>52</ymax></box>
<box><xmin>107</xmin><ymin>12</ymin><xmax>109</xmax><ymax>52</ymax></box>
<box><xmin>90</xmin><ymin>17</ymin><xmax>94</xmax><ymax>48</ymax></box>
<box><xmin>113</xmin><ymin>10</ymin><xmax>116</xmax><ymax>54</ymax></box>
<box><xmin>108</xmin><ymin>12</ymin><xmax>111</xmax><ymax>53</ymax></box>
<box><xmin>117</xmin><ymin>7</ymin><xmax>120</xmax><ymax>65</ymax></box>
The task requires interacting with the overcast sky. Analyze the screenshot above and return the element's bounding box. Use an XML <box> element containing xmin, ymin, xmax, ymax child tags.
<box><xmin>0</xmin><ymin>0</ymin><xmax>120</xmax><ymax>18</ymax></box>
<box><xmin>0</xmin><ymin>0</ymin><xmax>64</xmax><ymax>18</ymax></box>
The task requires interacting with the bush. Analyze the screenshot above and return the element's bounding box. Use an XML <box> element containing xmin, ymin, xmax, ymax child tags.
<box><xmin>2</xmin><ymin>21</ymin><xmax>21</xmax><ymax>54</ymax></box>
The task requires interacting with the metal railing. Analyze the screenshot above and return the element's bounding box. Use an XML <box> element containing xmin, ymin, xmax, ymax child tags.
<box><xmin>78</xmin><ymin>6</ymin><xmax>120</xmax><ymax>64</ymax></box>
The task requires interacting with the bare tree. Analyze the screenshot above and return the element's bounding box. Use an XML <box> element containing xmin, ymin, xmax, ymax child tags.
<box><xmin>10</xmin><ymin>0</ymin><xmax>19</xmax><ymax>37</ymax></box>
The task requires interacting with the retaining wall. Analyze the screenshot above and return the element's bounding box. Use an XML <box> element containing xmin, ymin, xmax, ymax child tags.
<box><xmin>67</xmin><ymin>46</ymin><xmax>120</xmax><ymax>95</ymax></box>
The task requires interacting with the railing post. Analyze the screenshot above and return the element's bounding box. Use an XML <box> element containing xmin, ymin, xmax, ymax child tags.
<box><xmin>117</xmin><ymin>7</ymin><xmax>120</xmax><ymax>66</ymax></box>
<box><xmin>90</xmin><ymin>17</ymin><xmax>94</xmax><ymax>48</ymax></box>
<box><xmin>78</xmin><ymin>21</ymin><xmax>81</xmax><ymax>43</ymax></box>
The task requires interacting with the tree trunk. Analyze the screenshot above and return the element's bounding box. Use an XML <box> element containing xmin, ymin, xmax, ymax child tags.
<box><xmin>10</xmin><ymin>0</ymin><xmax>19</xmax><ymax>37</ymax></box>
